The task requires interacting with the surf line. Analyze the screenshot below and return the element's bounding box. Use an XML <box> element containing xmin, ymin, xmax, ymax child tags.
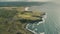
<box><xmin>26</xmin><ymin>13</ymin><xmax>47</xmax><ymax>34</ymax></box>
<box><xmin>37</xmin><ymin>13</ymin><xmax>47</xmax><ymax>25</ymax></box>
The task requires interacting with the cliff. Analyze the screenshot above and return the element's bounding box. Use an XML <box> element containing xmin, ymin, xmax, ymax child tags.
<box><xmin>0</xmin><ymin>7</ymin><xmax>45</xmax><ymax>34</ymax></box>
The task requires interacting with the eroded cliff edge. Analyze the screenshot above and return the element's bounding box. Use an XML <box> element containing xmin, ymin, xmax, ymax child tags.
<box><xmin>0</xmin><ymin>7</ymin><xmax>45</xmax><ymax>34</ymax></box>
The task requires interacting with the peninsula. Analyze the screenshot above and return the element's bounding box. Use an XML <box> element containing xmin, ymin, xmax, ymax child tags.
<box><xmin>0</xmin><ymin>7</ymin><xmax>45</xmax><ymax>34</ymax></box>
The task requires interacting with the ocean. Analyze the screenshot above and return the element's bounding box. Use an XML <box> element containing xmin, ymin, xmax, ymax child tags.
<box><xmin>0</xmin><ymin>2</ymin><xmax>45</xmax><ymax>7</ymax></box>
<box><xmin>0</xmin><ymin>2</ymin><xmax>60</xmax><ymax>34</ymax></box>
<box><xmin>27</xmin><ymin>2</ymin><xmax>60</xmax><ymax>34</ymax></box>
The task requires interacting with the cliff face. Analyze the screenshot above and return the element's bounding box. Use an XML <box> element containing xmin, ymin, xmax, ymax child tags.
<box><xmin>0</xmin><ymin>7</ymin><xmax>45</xmax><ymax>34</ymax></box>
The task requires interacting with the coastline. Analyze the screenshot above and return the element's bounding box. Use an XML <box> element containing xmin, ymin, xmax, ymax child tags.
<box><xmin>0</xmin><ymin>7</ymin><xmax>47</xmax><ymax>34</ymax></box>
<box><xmin>37</xmin><ymin>13</ymin><xmax>47</xmax><ymax>25</ymax></box>
<box><xmin>26</xmin><ymin>13</ymin><xmax>47</xmax><ymax>34</ymax></box>
<box><xmin>21</xmin><ymin>23</ymin><xmax>34</xmax><ymax>34</ymax></box>
<box><xmin>26</xmin><ymin>24</ymin><xmax>37</xmax><ymax>34</ymax></box>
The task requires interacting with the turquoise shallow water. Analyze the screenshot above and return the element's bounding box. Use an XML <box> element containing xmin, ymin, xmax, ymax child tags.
<box><xmin>27</xmin><ymin>2</ymin><xmax>60</xmax><ymax>34</ymax></box>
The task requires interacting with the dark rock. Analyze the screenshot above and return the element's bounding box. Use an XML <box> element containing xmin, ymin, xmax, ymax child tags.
<box><xmin>16</xmin><ymin>32</ymin><xmax>22</xmax><ymax>34</ymax></box>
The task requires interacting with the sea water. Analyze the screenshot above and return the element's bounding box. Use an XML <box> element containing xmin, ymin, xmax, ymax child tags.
<box><xmin>27</xmin><ymin>2</ymin><xmax>60</xmax><ymax>34</ymax></box>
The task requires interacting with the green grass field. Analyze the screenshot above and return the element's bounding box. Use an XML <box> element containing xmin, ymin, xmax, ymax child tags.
<box><xmin>0</xmin><ymin>7</ymin><xmax>44</xmax><ymax>34</ymax></box>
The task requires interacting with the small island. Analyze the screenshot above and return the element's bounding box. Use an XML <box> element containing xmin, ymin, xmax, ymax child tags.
<box><xmin>0</xmin><ymin>7</ymin><xmax>45</xmax><ymax>34</ymax></box>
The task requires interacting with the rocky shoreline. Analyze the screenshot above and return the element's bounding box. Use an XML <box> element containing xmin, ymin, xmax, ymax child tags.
<box><xmin>26</xmin><ymin>13</ymin><xmax>47</xmax><ymax>34</ymax></box>
<box><xmin>0</xmin><ymin>7</ymin><xmax>46</xmax><ymax>34</ymax></box>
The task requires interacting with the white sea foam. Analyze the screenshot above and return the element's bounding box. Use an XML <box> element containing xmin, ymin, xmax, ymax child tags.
<box><xmin>26</xmin><ymin>13</ymin><xmax>47</xmax><ymax>34</ymax></box>
<box><xmin>34</xmin><ymin>28</ymin><xmax>38</xmax><ymax>31</ymax></box>
<box><xmin>37</xmin><ymin>13</ymin><xmax>47</xmax><ymax>25</ymax></box>
<box><xmin>26</xmin><ymin>24</ymin><xmax>37</xmax><ymax>34</ymax></box>
<box><xmin>40</xmin><ymin>32</ymin><xmax>45</xmax><ymax>34</ymax></box>
<box><xmin>32</xmin><ymin>24</ymin><xmax>36</xmax><ymax>28</ymax></box>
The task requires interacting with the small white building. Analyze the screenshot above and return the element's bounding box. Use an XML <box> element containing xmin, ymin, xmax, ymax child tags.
<box><xmin>24</xmin><ymin>7</ymin><xmax>31</xmax><ymax>11</ymax></box>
